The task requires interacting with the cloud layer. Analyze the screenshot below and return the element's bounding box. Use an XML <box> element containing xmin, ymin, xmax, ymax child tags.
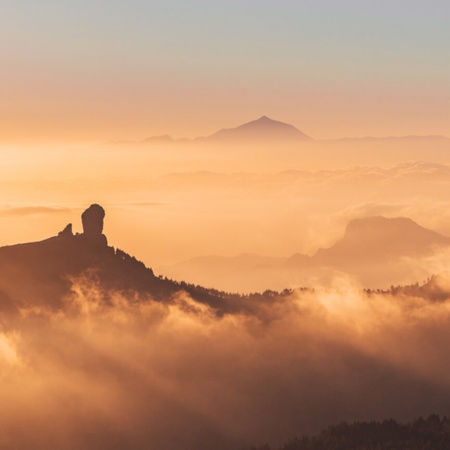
<box><xmin>2</xmin><ymin>275</ymin><xmax>450</xmax><ymax>449</ymax></box>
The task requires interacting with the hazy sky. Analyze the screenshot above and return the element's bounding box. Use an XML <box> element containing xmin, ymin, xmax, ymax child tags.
<box><xmin>1</xmin><ymin>0</ymin><xmax>449</xmax><ymax>142</ymax></box>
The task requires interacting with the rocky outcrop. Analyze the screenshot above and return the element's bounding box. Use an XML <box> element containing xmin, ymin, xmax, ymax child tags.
<box><xmin>58</xmin><ymin>223</ymin><xmax>73</xmax><ymax>237</ymax></box>
<box><xmin>80</xmin><ymin>204</ymin><xmax>108</xmax><ymax>246</ymax></box>
<box><xmin>82</xmin><ymin>204</ymin><xmax>105</xmax><ymax>235</ymax></box>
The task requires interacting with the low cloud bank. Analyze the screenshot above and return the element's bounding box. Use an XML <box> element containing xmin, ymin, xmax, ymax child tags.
<box><xmin>2</xmin><ymin>276</ymin><xmax>450</xmax><ymax>449</ymax></box>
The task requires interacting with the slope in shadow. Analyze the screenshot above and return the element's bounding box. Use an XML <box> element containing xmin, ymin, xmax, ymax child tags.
<box><xmin>0</xmin><ymin>204</ymin><xmax>292</xmax><ymax>314</ymax></box>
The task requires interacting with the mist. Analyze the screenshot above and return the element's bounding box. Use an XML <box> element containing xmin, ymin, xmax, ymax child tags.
<box><xmin>2</xmin><ymin>135</ymin><xmax>450</xmax><ymax>448</ymax></box>
<box><xmin>1</xmin><ymin>141</ymin><xmax>450</xmax><ymax>267</ymax></box>
<box><xmin>2</xmin><ymin>275</ymin><xmax>450</xmax><ymax>449</ymax></box>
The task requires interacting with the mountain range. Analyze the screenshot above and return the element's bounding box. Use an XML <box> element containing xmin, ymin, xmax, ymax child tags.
<box><xmin>138</xmin><ymin>116</ymin><xmax>311</xmax><ymax>144</ymax></box>
<box><xmin>161</xmin><ymin>216</ymin><xmax>450</xmax><ymax>292</ymax></box>
<box><xmin>1</xmin><ymin>207</ymin><xmax>450</xmax><ymax>313</ymax></box>
<box><xmin>0</xmin><ymin>205</ymin><xmax>290</xmax><ymax>316</ymax></box>
<box><xmin>128</xmin><ymin>116</ymin><xmax>448</xmax><ymax>144</ymax></box>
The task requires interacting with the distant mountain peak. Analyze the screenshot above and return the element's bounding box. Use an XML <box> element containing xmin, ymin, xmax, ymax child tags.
<box><xmin>238</xmin><ymin>115</ymin><xmax>292</xmax><ymax>128</ymax></box>
<box><xmin>206</xmin><ymin>116</ymin><xmax>312</xmax><ymax>142</ymax></box>
<box><xmin>142</xmin><ymin>134</ymin><xmax>174</xmax><ymax>143</ymax></box>
<box><xmin>137</xmin><ymin>116</ymin><xmax>312</xmax><ymax>144</ymax></box>
<box><xmin>319</xmin><ymin>216</ymin><xmax>450</xmax><ymax>261</ymax></box>
<box><xmin>255</xmin><ymin>115</ymin><xmax>273</xmax><ymax>122</ymax></box>
<box><xmin>344</xmin><ymin>216</ymin><xmax>417</xmax><ymax>234</ymax></box>
<box><xmin>344</xmin><ymin>216</ymin><xmax>430</xmax><ymax>238</ymax></box>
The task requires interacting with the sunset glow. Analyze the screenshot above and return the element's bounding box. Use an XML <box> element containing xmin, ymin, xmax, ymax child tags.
<box><xmin>1</xmin><ymin>1</ymin><xmax>450</xmax><ymax>450</ymax></box>
<box><xmin>1</xmin><ymin>1</ymin><xmax>449</xmax><ymax>144</ymax></box>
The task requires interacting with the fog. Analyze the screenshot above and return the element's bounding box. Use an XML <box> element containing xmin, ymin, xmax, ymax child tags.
<box><xmin>2</xmin><ymin>275</ymin><xmax>450</xmax><ymax>449</ymax></box>
<box><xmin>2</xmin><ymin>137</ymin><xmax>450</xmax><ymax>447</ymax></box>
<box><xmin>1</xmin><ymin>140</ymin><xmax>450</xmax><ymax>270</ymax></box>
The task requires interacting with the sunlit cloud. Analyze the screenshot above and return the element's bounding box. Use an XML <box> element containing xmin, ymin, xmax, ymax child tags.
<box><xmin>2</xmin><ymin>274</ymin><xmax>450</xmax><ymax>449</ymax></box>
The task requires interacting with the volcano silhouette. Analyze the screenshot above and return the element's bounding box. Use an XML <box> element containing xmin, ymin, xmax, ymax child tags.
<box><xmin>201</xmin><ymin>116</ymin><xmax>312</xmax><ymax>142</ymax></box>
<box><xmin>139</xmin><ymin>116</ymin><xmax>312</xmax><ymax>144</ymax></box>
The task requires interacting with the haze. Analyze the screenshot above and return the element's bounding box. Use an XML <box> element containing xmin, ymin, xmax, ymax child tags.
<box><xmin>1</xmin><ymin>1</ymin><xmax>449</xmax><ymax>143</ymax></box>
<box><xmin>1</xmin><ymin>136</ymin><xmax>450</xmax><ymax>282</ymax></box>
<box><xmin>2</xmin><ymin>1</ymin><xmax>450</xmax><ymax>449</ymax></box>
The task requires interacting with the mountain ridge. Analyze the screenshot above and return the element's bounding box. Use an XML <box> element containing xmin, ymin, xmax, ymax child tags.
<box><xmin>311</xmin><ymin>215</ymin><xmax>450</xmax><ymax>263</ymax></box>
<box><xmin>162</xmin><ymin>216</ymin><xmax>450</xmax><ymax>292</ymax></box>
<box><xmin>0</xmin><ymin>204</ymin><xmax>294</xmax><ymax>315</ymax></box>
<box><xmin>110</xmin><ymin>116</ymin><xmax>449</xmax><ymax>144</ymax></box>
<box><xmin>2</xmin><ymin>207</ymin><xmax>450</xmax><ymax>302</ymax></box>
<box><xmin>126</xmin><ymin>116</ymin><xmax>312</xmax><ymax>144</ymax></box>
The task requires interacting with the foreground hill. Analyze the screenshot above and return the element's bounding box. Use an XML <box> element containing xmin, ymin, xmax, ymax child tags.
<box><xmin>0</xmin><ymin>204</ymin><xmax>292</xmax><ymax>315</ymax></box>
<box><xmin>2</xmin><ymin>206</ymin><xmax>450</xmax><ymax>310</ymax></box>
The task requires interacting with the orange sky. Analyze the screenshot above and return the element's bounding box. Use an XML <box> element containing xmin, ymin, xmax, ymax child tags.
<box><xmin>1</xmin><ymin>0</ymin><xmax>450</xmax><ymax>279</ymax></box>
<box><xmin>2</xmin><ymin>82</ymin><xmax>449</xmax><ymax>143</ymax></box>
<box><xmin>1</xmin><ymin>1</ymin><xmax>449</xmax><ymax>143</ymax></box>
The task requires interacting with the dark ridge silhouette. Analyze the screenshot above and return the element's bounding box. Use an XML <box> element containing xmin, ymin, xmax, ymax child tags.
<box><xmin>372</xmin><ymin>272</ymin><xmax>450</xmax><ymax>302</ymax></box>
<box><xmin>250</xmin><ymin>415</ymin><xmax>450</xmax><ymax>450</ymax></box>
<box><xmin>3</xmin><ymin>207</ymin><xmax>450</xmax><ymax>316</ymax></box>
<box><xmin>0</xmin><ymin>205</ymin><xmax>293</xmax><ymax>314</ymax></box>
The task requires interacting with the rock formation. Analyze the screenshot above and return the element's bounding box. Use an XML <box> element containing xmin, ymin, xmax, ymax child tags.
<box><xmin>58</xmin><ymin>223</ymin><xmax>73</xmax><ymax>237</ymax></box>
<box><xmin>79</xmin><ymin>204</ymin><xmax>108</xmax><ymax>246</ymax></box>
<box><xmin>82</xmin><ymin>204</ymin><xmax>105</xmax><ymax>236</ymax></box>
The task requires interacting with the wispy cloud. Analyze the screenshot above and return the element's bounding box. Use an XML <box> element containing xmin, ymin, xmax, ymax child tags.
<box><xmin>0</xmin><ymin>205</ymin><xmax>72</xmax><ymax>217</ymax></box>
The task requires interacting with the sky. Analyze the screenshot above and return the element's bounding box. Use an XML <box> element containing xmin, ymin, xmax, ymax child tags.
<box><xmin>1</xmin><ymin>0</ymin><xmax>450</xmax><ymax>142</ymax></box>
<box><xmin>3</xmin><ymin>5</ymin><xmax>450</xmax><ymax>446</ymax></box>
